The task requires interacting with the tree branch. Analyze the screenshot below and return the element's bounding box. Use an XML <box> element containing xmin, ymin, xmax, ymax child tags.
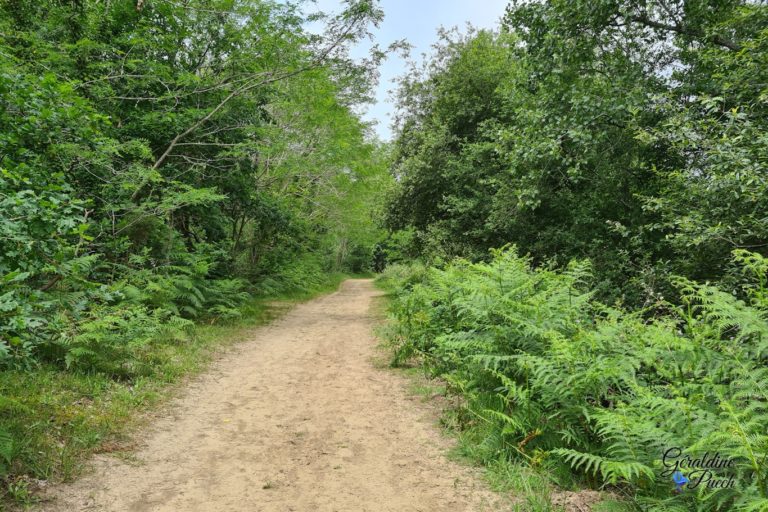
<box><xmin>129</xmin><ymin>9</ymin><xmax>369</xmax><ymax>202</ymax></box>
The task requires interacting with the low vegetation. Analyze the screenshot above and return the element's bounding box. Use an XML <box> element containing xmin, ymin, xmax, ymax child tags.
<box><xmin>378</xmin><ymin>249</ymin><xmax>768</xmax><ymax>511</ymax></box>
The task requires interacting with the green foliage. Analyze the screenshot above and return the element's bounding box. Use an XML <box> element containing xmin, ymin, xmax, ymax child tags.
<box><xmin>383</xmin><ymin>5</ymin><xmax>768</xmax><ymax>506</ymax></box>
<box><xmin>374</xmin><ymin>261</ymin><xmax>428</xmax><ymax>293</ymax></box>
<box><xmin>57</xmin><ymin>304</ymin><xmax>193</xmax><ymax>377</ymax></box>
<box><xmin>383</xmin><ymin>249</ymin><xmax>768</xmax><ymax>511</ymax></box>
<box><xmin>386</xmin><ymin>1</ymin><xmax>768</xmax><ymax>305</ymax></box>
<box><xmin>0</xmin><ymin>0</ymin><xmax>391</xmax><ymax>369</ymax></box>
<box><xmin>0</xmin><ymin>429</ymin><xmax>15</xmax><ymax>477</ymax></box>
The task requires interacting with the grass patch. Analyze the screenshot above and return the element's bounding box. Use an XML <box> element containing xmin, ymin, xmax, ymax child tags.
<box><xmin>0</xmin><ymin>277</ymin><xmax>348</xmax><ymax>508</ymax></box>
<box><xmin>484</xmin><ymin>460</ymin><xmax>561</xmax><ymax>512</ymax></box>
<box><xmin>407</xmin><ymin>381</ymin><xmax>447</xmax><ymax>402</ymax></box>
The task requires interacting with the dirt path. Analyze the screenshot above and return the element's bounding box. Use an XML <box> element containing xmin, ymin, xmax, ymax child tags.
<box><xmin>41</xmin><ymin>279</ymin><xmax>505</xmax><ymax>512</ymax></box>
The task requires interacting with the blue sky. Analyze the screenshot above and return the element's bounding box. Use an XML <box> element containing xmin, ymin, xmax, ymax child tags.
<box><xmin>308</xmin><ymin>0</ymin><xmax>509</xmax><ymax>140</ymax></box>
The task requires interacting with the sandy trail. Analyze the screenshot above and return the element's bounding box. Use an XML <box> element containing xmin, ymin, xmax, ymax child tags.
<box><xmin>41</xmin><ymin>279</ymin><xmax>504</xmax><ymax>512</ymax></box>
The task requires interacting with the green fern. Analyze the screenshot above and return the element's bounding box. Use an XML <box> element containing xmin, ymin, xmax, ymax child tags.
<box><xmin>384</xmin><ymin>248</ymin><xmax>768</xmax><ymax>510</ymax></box>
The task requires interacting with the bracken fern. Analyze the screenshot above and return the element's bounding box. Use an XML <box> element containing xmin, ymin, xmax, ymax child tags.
<box><xmin>379</xmin><ymin>247</ymin><xmax>768</xmax><ymax>510</ymax></box>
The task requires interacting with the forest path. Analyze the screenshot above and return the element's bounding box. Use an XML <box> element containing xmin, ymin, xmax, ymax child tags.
<box><xmin>41</xmin><ymin>279</ymin><xmax>504</xmax><ymax>512</ymax></box>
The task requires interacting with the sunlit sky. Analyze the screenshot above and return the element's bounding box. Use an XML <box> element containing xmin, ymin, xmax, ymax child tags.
<box><xmin>308</xmin><ymin>0</ymin><xmax>509</xmax><ymax>140</ymax></box>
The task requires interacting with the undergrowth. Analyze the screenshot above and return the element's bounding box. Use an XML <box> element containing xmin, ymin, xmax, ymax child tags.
<box><xmin>378</xmin><ymin>248</ymin><xmax>768</xmax><ymax>511</ymax></box>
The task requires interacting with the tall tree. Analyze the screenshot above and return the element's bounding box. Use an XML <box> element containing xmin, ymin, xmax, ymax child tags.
<box><xmin>386</xmin><ymin>0</ymin><xmax>768</xmax><ymax>305</ymax></box>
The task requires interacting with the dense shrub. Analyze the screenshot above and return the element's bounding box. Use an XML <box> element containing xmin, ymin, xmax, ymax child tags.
<box><xmin>386</xmin><ymin>2</ymin><xmax>768</xmax><ymax>306</ymax></box>
<box><xmin>381</xmin><ymin>248</ymin><xmax>768</xmax><ymax>511</ymax></box>
<box><xmin>0</xmin><ymin>0</ymin><xmax>388</xmax><ymax>371</ymax></box>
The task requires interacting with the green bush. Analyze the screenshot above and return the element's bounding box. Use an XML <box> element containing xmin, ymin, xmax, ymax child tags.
<box><xmin>375</xmin><ymin>261</ymin><xmax>429</xmax><ymax>293</ymax></box>
<box><xmin>55</xmin><ymin>304</ymin><xmax>193</xmax><ymax>378</ymax></box>
<box><xmin>1</xmin><ymin>248</ymin><xmax>252</xmax><ymax>372</ymax></box>
<box><xmin>384</xmin><ymin>248</ymin><xmax>768</xmax><ymax>511</ymax></box>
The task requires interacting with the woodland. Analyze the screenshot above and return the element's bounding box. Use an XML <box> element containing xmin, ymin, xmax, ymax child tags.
<box><xmin>1</xmin><ymin>0</ymin><xmax>767</xmax><ymax>511</ymax></box>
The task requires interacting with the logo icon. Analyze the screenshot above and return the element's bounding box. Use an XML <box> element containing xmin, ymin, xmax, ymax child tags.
<box><xmin>673</xmin><ymin>471</ymin><xmax>689</xmax><ymax>492</ymax></box>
